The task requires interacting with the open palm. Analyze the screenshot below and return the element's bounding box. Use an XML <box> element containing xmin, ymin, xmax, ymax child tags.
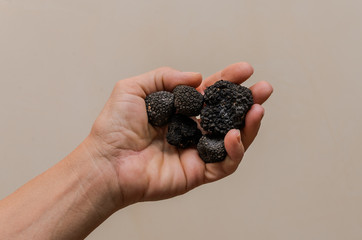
<box><xmin>90</xmin><ymin>63</ymin><xmax>273</xmax><ymax>206</ymax></box>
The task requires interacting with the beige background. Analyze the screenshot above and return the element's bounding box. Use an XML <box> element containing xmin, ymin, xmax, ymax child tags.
<box><xmin>1</xmin><ymin>0</ymin><xmax>362</xmax><ymax>239</ymax></box>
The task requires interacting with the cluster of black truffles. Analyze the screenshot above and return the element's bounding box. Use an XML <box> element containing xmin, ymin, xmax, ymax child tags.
<box><xmin>144</xmin><ymin>80</ymin><xmax>254</xmax><ymax>163</ymax></box>
<box><xmin>145</xmin><ymin>85</ymin><xmax>203</xmax><ymax>149</ymax></box>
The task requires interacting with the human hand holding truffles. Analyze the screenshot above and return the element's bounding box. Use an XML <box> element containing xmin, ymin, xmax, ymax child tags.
<box><xmin>85</xmin><ymin>62</ymin><xmax>272</xmax><ymax>207</ymax></box>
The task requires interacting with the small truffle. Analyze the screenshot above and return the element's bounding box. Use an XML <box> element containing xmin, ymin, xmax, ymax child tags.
<box><xmin>145</xmin><ymin>91</ymin><xmax>175</xmax><ymax>126</ymax></box>
<box><xmin>200</xmin><ymin>80</ymin><xmax>254</xmax><ymax>135</ymax></box>
<box><xmin>197</xmin><ymin>135</ymin><xmax>226</xmax><ymax>163</ymax></box>
<box><xmin>166</xmin><ymin>114</ymin><xmax>202</xmax><ymax>148</ymax></box>
<box><xmin>173</xmin><ymin>85</ymin><xmax>204</xmax><ymax>116</ymax></box>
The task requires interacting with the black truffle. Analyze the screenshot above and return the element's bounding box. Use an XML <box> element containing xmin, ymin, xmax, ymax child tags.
<box><xmin>166</xmin><ymin>114</ymin><xmax>202</xmax><ymax>148</ymax></box>
<box><xmin>200</xmin><ymin>80</ymin><xmax>253</xmax><ymax>135</ymax></box>
<box><xmin>145</xmin><ymin>91</ymin><xmax>175</xmax><ymax>126</ymax></box>
<box><xmin>197</xmin><ymin>135</ymin><xmax>226</xmax><ymax>163</ymax></box>
<box><xmin>173</xmin><ymin>85</ymin><xmax>204</xmax><ymax>116</ymax></box>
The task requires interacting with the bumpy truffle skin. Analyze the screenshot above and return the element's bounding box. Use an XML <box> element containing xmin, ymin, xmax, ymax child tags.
<box><xmin>166</xmin><ymin>114</ymin><xmax>202</xmax><ymax>148</ymax></box>
<box><xmin>203</xmin><ymin>80</ymin><xmax>254</xmax><ymax>107</ymax></box>
<box><xmin>173</xmin><ymin>85</ymin><xmax>204</xmax><ymax>116</ymax></box>
<box><xmin>145</xmin><ymin>91</ymin><xmax>175</xmax><ymax>126</ymax></box>
<box><xmin>197</xmin><ymin>135</ymin><xmax>226</xmax><ymax>163</ymax></box>
<box><xmin>200</xmin><ymin>80</ymin><xmax>254</xmax><ymax>135</ymax></box>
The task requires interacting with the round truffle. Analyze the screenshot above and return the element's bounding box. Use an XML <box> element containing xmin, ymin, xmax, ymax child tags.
<box><xmin>173</xmin><ymin>85</ymin><xmax>204</xmax><ymax>116</ymax></box>
<box><xmin>200</xmin><ymin>80</ymin><xmax>253</xmax><ymax>135</ymax></box>
<box><xmin>145</xmin><ymin>91</ymin><xmax>175</xmax><ymax>126</ymax></box>
<box><xmin>197</xmin><ymin>135</ymin><xmax>227</xmax><ymax>163</ymax></box>
<box><xmin>166</xmin><ymin>114</ymin><xmax>202</xmax><ymax>148</ymax></box>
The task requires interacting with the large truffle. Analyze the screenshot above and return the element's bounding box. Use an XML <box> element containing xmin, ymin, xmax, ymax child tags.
<box><xmin>197</xmin><ymin>135</ymin><xmax>226</xmax><ymax>163</ymax></box>
<box><xmin>200</xmin><ymin>80</ymin><xmax>254</xmax><ymax>135</ymax></box>
<box><xmin>173</xmin><ymin>85</ymin><xmax>204</xmax><ymax>116</ymax></box>
<box><xmin>145</xmin><ymin>91</ymin><xmax>175</xmax><ymax>126</ymax></box>
<box><xmin>166</xmin><ymin>114</ymin><xmax>202</xmax><ymax>148</ymax></box>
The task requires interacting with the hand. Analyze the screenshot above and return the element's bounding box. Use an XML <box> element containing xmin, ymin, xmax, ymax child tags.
<box><xmin>88</xmin><ymin>62</ymin><xmax>273</xmax><ymax>207</ymax></box>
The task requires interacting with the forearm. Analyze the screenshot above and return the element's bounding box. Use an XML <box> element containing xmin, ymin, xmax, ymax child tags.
<box><xmin>0</xmin><ymin>137</ymin><xmax>121</xmax><ymax>239</ymax></box>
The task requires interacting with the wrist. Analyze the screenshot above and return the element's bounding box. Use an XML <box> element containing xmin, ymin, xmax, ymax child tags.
<box><xmin>66</xmin><ymin>135</ymin><xmax>124</xmax><ymax>212</ymax></box>
<box><xmin>0</xmin><ymin>135</ymin><xmax>125</xmax><ymax>239</ymax></box>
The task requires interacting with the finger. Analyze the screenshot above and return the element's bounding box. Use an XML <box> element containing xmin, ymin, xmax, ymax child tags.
<box><xmin>204</xmin><ymin>129</ymin><xmax>244</xmax><ymax>183</ymax></box>
<box><xmin>241</xmin><ymin>104</ymin><xmax>264</xmax><ymax>150</ymax></box>
<box><xmin>179</xmin><ymin>149</ymin><xmax>207</xmax><ymax>190</ymax></box>
<box><xmin>198</xmin><ymin>62</ymin><xmax>254</xmax><ymax>93</ymax></box>
<box><xmin>133</xmin><ymin>67</ymin><xmax>203</xmax><ymax>96</ymax></box>
<box><xmin>249</xmin><ymin>81</ymin><xmax>273</xmax><ymax>105</ymax></box>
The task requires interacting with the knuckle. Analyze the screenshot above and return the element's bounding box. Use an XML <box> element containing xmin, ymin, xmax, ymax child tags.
<box><xmin>155</xmin><ymin>66</ymin><xmax>175</xmax><ymax>73</ymax></box>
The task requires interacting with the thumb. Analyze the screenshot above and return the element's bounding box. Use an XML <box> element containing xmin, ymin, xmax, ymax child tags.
<box><xmin>224</xmin><ymin>129</ymin><xmax>245</xmax><ymax>162</ymax></box>
<box><xmin>204</xmin><ymin>129</ymin><xmax>245</xmax><ymax>183</ymax></box>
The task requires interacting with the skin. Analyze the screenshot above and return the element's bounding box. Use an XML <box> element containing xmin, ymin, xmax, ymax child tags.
<box><xmin>0</xmin><ymin>62</ymin><xmax>273</xmax><ymax>239</ymax></box>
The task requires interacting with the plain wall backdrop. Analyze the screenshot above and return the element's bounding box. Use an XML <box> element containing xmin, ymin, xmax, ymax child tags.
<box><xmin>1</xmin><ymin>0</ymin><xmax>361</xmax><ymax>239</ymax></box>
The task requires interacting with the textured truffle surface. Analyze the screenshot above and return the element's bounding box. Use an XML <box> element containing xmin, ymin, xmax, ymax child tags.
<box><xmin>197</xmin><ymin>135</ymin><xmax>226</xmax><ymax>163</ymax></box>
<box><xmin>200</xmin><ymin>80</ymin><xmax>254</xmax><ymax>135</ymax></box>
<box><xmin>173</xmin><ymin>85</ymin><xmax>204</xmax><ymax>116</ymax></box>
<box><xmin>145</xmin><ymin>91</ymin><xmax>175</xmax><ymax>126</ymax></box>
<box><xmin>166</xmin><ymin>114</ymin><xmax>202</xmax><ymax>148</ymax></box>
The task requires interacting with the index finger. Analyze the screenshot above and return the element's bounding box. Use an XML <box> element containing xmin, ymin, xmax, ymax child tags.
<box><xmin>197</xmin><ymin>62</ymin><xmax>254</xmax><ymax>93</ymax></box>
<box><xmin>118</xmin><ymin>67</ymin><xmax>203</xmax><ymax>97</ymax></box>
